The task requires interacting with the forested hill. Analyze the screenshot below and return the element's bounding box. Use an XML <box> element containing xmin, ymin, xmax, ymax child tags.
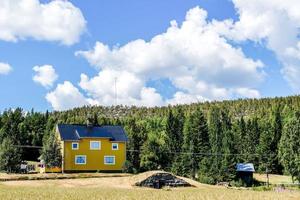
<box><xmin>53</xmin><ymin>95</ymin><xmax>300</xmax><ymax>122</ymax></box>
<box><xmin>1</xmin><ymin>95</ymin><xmax>300</xmax><ymax>184</ymax></box>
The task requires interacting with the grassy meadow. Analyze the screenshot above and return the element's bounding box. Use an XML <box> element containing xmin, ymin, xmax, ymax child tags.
<box><xmin>0</xmin><ymin>183</ymin><xmax>299</xmax><ymax>200</ymax></box>
<box><xmin>0</xmin><ymin>173</ymin><xmax>299</xmax><ymax>200</ymax></box>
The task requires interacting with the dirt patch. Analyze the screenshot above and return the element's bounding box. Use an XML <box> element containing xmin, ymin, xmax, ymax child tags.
<box><xmin>0</xmin><ymin>171</ymin><xmax>211</xmax><ymax>190</ymax></box>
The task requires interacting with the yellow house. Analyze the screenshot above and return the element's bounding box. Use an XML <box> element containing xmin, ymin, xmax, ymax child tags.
<box><xmin>56</xmin><ymin>124</ymin><xmax>128</xmax><ymax>172</ymax></box>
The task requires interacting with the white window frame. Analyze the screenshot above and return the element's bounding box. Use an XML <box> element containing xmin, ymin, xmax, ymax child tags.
<box><xmin>104</xmin><ymin>156</ymin><xmax>115</xmax><ymax>165</ymax></box>
<box><xmin>72</xmin><ymin>142</ymin><xmax>79</xmax><ymax>150</ymax></box>
<box><xmin>112</xmin><ymin>143</ymin><xmax>119</xmax><ymax>150</ymax></box>
<box><xmin>90</xmin><ymin>141</ymin><xmax>101</xmax><ymax>150</ymax></box>
<box><xmin>75</xmin><ymin>155</ymin><xmax>86</xmax><ymax>165</ymax></box>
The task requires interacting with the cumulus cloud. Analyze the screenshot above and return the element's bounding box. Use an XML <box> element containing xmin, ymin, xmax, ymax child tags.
<box><xmin>215</xmin><ymin>0</ymin><xmax>300</xmax><ymax>91</ymax></box>
<box><xmin>0</xmin><ymin>62</ymin><xmax>12</xmax><ymax>75</ymax></box>
<box><xmin>234</xmin><ymin>88</ymin><xmax>260</xmax><ymax>99</ymax></box>
<box><xmin>0</xmin><ymin>0</ymin><xmax>86</xmax><ymax>45</ymax></box>
<box><xmin>45</xmin><ymin>81</ymin><xmax>95</xmax><ymax>111</ymax></box>
<box><xmin>74</xmin><ymin>6</ymin><xmax>264</xmax><ymax>107</ymax></box>
<box><xmin>79</xmin><ymin>69</ymin><xmax>164</xmax><ymax>107</ymax></box>
<box><xmin>33</xmin><ymin>65</ymin><xmax>58</xmax><ymax>88</ymax></box>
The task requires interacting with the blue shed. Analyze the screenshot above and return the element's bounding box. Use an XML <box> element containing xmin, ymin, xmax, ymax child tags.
<box><xmin>236</xmin><ymin>163</ymin><xmax>255</xmax><ymax>186</ymax></box>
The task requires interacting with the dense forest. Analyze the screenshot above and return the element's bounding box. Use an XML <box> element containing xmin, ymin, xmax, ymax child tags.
<box><xmin>0</xmin><ymin>96</ymin><xmax>300</xmax><ymax>184</ymax></box>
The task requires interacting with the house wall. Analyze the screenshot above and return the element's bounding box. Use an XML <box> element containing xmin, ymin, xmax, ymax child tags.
<box><xmin>63</xmin><ymin>138</ymin><xmax>126</xmax><ymax>171</ymax></box>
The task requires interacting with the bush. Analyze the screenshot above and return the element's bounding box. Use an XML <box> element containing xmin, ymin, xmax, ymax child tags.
<box><xmin>0</xmin><ymin>138</ymin><xmax>22</xmax><ymax>173</ymax></box>
<box><xmin>198</xmin><ymin>175</ymin><xmax>216</xmax><ymax>185</ymax></box>
<box><xmin>230</xmin><ymin>179</ymin><xmax>247</xmax><ymax>187</ymax></box>
<box><xmin>122</xmin><ymin>160</ymin><xmax>137</xmax><ymax>174</ymax></box>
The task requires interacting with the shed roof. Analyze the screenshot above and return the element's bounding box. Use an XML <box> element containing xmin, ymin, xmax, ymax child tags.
<box><xmin>236</xmin><ymin>163</ymin><xmax>255</xmax><ymax>172</ymax></box>
<box><xmin>57</xmin><ymin>124</ymin><xmax>128</xmax><ymax>142</ymax></box>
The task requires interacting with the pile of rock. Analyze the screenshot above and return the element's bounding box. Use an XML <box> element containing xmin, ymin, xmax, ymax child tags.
<box><xmin>135</xmin><ymin>172</ymin><xmax>192</xmax><ymax>189</ymax></box>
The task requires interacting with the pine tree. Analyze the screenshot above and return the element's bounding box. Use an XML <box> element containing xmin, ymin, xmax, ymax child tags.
<box><xmin>166</xmin><ymin>108</ymin><xmax>184</xmax><ymax>172</ymax></box>
<box><xmin>279</xmin><ymin>112</ymin><xmax>300</xmax><ymax>183</ymax></box>
<box><xmin>243</xmin><ymin>118</ymin><xmax>260</xmax><ymax>164</ymax></box>
<box><xmin>40</xmin><ymin>131</ymin><xmax>62</xmax><ymax>168</ymax></box>
<box><xmin>236</xmin><ymin>117</ymin><xmax>246</xmax><ymax>162</ymax></box>
<box><xmin>219</xmin><ymin>110</ymin><xmax>236</xmax><ymax>182</ymax></box>
<box><xmin>140</xmin><ymin>132</ymin><xmax>168</xmax><ymax>171</ymax></box>
<box><xmin>258</xmin><ymin>124</ymin><xmax>276</xmax><ymax>173</ymax></box>
<box><xmin>125</xmin><ymin>118</ymin><xmax>146</xmax><ymax>171</ymax></box>
<box><xmin>181</xmin><ymin>107</ymin><xmax>210</xmax><ymax>179</ymax></box>
<box><xmin>207</xmin><ymin>106</ymin><xmax>222</xmax><ymax>182</ymax></box>
<box><xmin>271</xmin><ymin>107</ymin><xmax>283</xmax><ymax>174</ymax></box>
<box><xmin>0</xmin><ymin>137</ymin><xmax>22</xmax><ymax>173</ymax></box>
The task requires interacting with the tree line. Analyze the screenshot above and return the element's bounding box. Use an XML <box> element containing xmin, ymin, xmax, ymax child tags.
<box><xmin>0</xmin><ymin>96</ymin><xmax>299</xmax><ymax>184</ymax></box>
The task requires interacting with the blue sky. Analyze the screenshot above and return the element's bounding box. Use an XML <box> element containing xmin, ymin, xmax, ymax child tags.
<box><xmin>0</xmin><ymin>0</ymin><xmax>298</xmax><ymax>111</ymax></box>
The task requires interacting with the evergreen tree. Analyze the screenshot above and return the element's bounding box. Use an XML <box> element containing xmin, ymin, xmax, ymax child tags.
<box><xmin>279</xmin><ymin>112</ymin><xmax>300</xmax><ymax>183</ymax></box>
<box><xmin>271</xmin><ymin>107</ymin><xmax>283</xmax><ymax>173</ymax></box>
<box><xmin>258</xmin><ymin>125</ymin><xmax>276</xmax><ymax>173</ymax></box>
<box><xmin>0</xmin><ymin>108</ymin><xmax>24</xmax><ymax>143</ymax></box>
<box><xmin>0</xmin><ymin>137</ymin><xmax>22</xmax><ymax>173</ymax></box>
<box><xmin>207</xmin><ymin>106</ymin><xmax>222</xmax><ymax>182</ymax></box>
<box><xmin>243</xmin><ymin>118</ymin><xmax>260</xmax><ymax>164</ymax></box>
<box><xmin>40</xmin><ymin>131</ymin><xmax>62</xmax><ymax>168</ymax></box>
<box><xmin>125</xmin><ymin>118</ymin><xmax>146</xmax><ymax>171</ymax></box>
<box><xmin>140</xmin><ymin>132</ymin><xmax>168</xmax><ymax>171</ymax></box>
<box><xmin>181</xmin><ymin>107</ymin><xmax>210</xmax><ymax>179</ymax></box>
<box><xmin>219</xmin><ymin>110</ymin><xmax>236</xmax><ymax>182</ymax></box>
<box><xmin>166</xmin><ymin>108</ymin><xmax>184</xmax><ymax>171</ymax></box>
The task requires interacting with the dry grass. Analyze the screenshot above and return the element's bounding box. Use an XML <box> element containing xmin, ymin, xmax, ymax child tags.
<box><xmin>0</xmin><ymin>172</ymin><xmax>299</xmax><ymax>200</ymax></box>
<box><xmin>0</xmin><ymin>172</ymin><xmax>130</xmax><ymax>181</ymax></box>
<box><xmin>254</xmin><ymin>173</ymin><xmax>298</xmax><ymax>185</ymax></box>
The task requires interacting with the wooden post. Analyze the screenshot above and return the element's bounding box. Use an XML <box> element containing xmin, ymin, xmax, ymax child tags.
<box><xmin>266</xmin><ymin>167</ymin><xmax>269</xmax><ymax>187</ymax></box>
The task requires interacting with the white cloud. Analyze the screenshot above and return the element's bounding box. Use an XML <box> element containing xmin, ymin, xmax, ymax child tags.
<box><xmin>79</xmin><ymin>69</ymin><xmax>164</xmax><ymax>107</ymax></box>
<box><xmin>33</xmin><ymin>65</ymin><xmax>58</xmax><ymax>88</ymax></box>
<box><xmin>75</xmin><ymin>6</ymin><xmax>264</xmax><ymax>107</ymax></box>
<box><xmin>234</xmin><ymin>88</ymin><xmax>260</xmax><ymax>98</ymax></box>
<box><xmin>0</xmin><ymin>62</ymin><xmax>12</xmax><ymax>75</ymax></box>
<box><xmin>166</xmin><ymin>92</ymin><xmax>207</xmax><ymax>105</ymax></box>
<box><xmin>215</xmin><ymin>0</ymin><xmax>300</xmax><ymax>91</ymax></box>
<box><xmin>0</xmin><ymin>0</ymin><xmax>86</xmax><ymax>45</ymax></box>
<box><xmin>46</xmin><ymin>81</ymin><xmax>94</xmax><ymax>111</ymax></box>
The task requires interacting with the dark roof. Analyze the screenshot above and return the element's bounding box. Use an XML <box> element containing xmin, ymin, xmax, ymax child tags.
<box><xmin>236</xmin><ymin>163</ymin><xmax>255</xmax><ymax>172</ymax></box>
<box><xmin>57</xmin><ymin>124</ymin><xmax>128</xmax><ymax>142</ymax></box>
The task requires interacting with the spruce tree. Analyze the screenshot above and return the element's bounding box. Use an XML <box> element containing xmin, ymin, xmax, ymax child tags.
<box><xmin>181</xmin><ymin>107</ymin><xmax>210</xmax><ymax>179</ymax></box>
<box><xmin>258</xmin><ymin>125</ymin><xmax>276</xmax><ymax>173</ymax></box>
<box><xmin>0</xmin><ymin>137</ymin><xmax>22</xmax><ymax>173</ymax></box>
<box><xmin>279</xmin><ymin>112</ymin><xmax>300</xmax><ymax>183</ymax></box>
<box><xmin>125</xmin><ymin>118</ymin><xmax>146</xmax><ymax>171</ymax></box>
<box><xmin>220</xmin><ymin>110</ymin><xmax>237</xmax><ymax>182</ymax></box>
<box><xmin>140</xmin><ymin>132</ymin><xmax>168</xmax><ymax>171</ymax></box>
<box><xmin>207</xmin><ymin>106</ymin><xmax>222</xmax><ymax>182</ymax></box>
<box><xmin>243</xmin><ymin>118</ymin><xmax>260</xmax><ymax>164</ymax></box>
<box><xmin>166</xmin><ymin>108</ymin><xmax>184</xmax><ymax>172</ymax></box>
<box><xmin>40</xmin><ymin>131</ymin><xmax>62</xmax><ymax>168</ymax></box>
<box><xmin>271</xmin><ymin>107</ymin><xmax>283</xmax><ymax>174</ymax></box>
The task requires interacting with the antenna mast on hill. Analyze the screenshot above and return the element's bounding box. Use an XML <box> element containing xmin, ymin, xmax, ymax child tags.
<box><xmin>114</xmin><ymin>77</ymin><xmax>118</xmax><ymax>106</ymax></box>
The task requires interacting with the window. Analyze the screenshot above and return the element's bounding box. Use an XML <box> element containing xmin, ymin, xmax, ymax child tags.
<box><xmin>112</xmin><ymin>143</ymin><xmax>118</xmax><ymax>150</ymax></box>
<box><xmin>90</xmin><ymin>141</ymin><xmax>101</xmax><ymax>150</ymax></box>
<box><xmin>75</xmin><ymin>155</ymin><xmax>86</xmax><ymax>165</ymax></box>
<box><xmin>72</xmin><ymin>142</ymin><xmax>79</xmax><ymax>150</ymax></box>
<box><xmin>104</xmin><ymin>156</ymin><xmax>115</xmax><ymax>165</ymax></box>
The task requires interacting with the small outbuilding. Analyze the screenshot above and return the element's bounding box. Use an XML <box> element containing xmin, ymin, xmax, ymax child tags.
<box><xmin>236</xmin><ymin>163</ymin><xmax>255</xmax><ymax>186</ymax></box>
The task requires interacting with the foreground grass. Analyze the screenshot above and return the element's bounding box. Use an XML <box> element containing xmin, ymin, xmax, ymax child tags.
<box><xmin>0</xmin><ymin>184</ymin><xmax>299</xmax><ymax>200</ymax></box>
<box><xmin>0</xmin><ymin>172</ymin><xmax>130</xmax><ymax>181</ymax></box>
